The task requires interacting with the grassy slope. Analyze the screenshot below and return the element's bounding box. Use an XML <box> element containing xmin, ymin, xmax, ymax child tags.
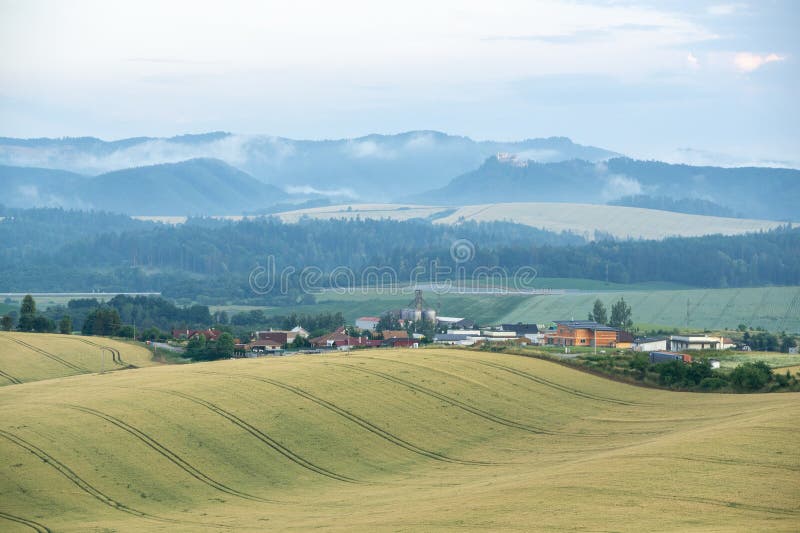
<box><xmin>0</xmin><ymin>332</ymin><xmax>159</xmax><ymax>386</ymax></box>
<box><xmin>0</xmin><ymin>348</ymin><xmax>797</xmax><ymax>531</ymax></box>
<box><xmin>226</xmin><ymin>285</ymin><xmax>800</xmax><ymax>332</ymax></box>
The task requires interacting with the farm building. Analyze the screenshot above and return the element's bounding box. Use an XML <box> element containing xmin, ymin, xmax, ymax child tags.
<box><xmin>381</xmin><ymin>330</ymin><xmax>409</xmax><ymax>340</ymax></box>
<box><xmin>545</xmin><ymin>321</ymin><xmax>619</xmax><ymax>347</ymax></box>
<box><xmin>616</xmin><ymin>331</ymin><xmax>635</xmax><ymax>349</ymax></box>
<box><xmin>433</xmin><ymin>333</ymin><xmax>477</xmax><ymax>346</ymax></box>
<box><xmin>173</xmin><ymin>328</ymin><xmax>222</xmax><ymax>341</ymax></box>
<box><xmin>649</xmin><ymin>351</ymin><xmax>693</xmax><ymax>364</ymax></box>
<box><xmin>355</xmin><ymin>317</ymin><xmax>380</xmax><ymax>331</ymax></box>
<box><xmin>633</xmin><ymin>337</ymin><xmax>668</xmax><ymax>352</ymax></box>
<box><xmin>668</xmin><ymin>335</ymin><xmax>726</xmax><ymax>351</ymax></box>
<box><xmin>253</xmin><ymin>327</ymin><xmax>308</xmax><ymax>345</ymax></box>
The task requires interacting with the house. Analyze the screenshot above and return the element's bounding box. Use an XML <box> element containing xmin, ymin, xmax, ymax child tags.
<box><xmin>253</xmin><ymin>327</ymin><xmax>308</xmax><ymax>345</ymax></box>
<box><xmin>668</xmin><ymin>335</ymin><xmax>722</xmax><ymax>351</ymax></box>
<box><xmin>382</xmin><ymin>338</ymin><xmax>418</xmax><ymax>348</ymax></box>
<box><xmin>381</xmin><ymin>330</ymin><xmax>409</xmax><ymax>340</ymax></box>
<box><xmin>500</xmin><ymin>323</ymin><xmax>544</xmax><ymax>344</ymax></box>
<box><xmin>250</xmin><ymin>340</ymin><xmax>284</xmax><ymax>352</ymax></box>
<box><xmin>254</xmin><ymin>331</ymin><xmax>288</xmax><ymax>346</ymax></box>
<box><xmin>649</xmin><ymin>351</ymin><xmax>692</xmax><ymax>364</ymax></box>
<box><xmin>290</xmin><ymin>326</ymin><xmax>310</xmax><ymax>339</ymax></box>
<box><xmin>173</xmin><ymin>328</ymin><xmax>222</xmax><ymax>341</ymax></box>
<box><xmin>616</xmin><ymin>331</ymin><xmax>635</xmax><ymax>349</ymax></box>
<box><xmin>633</xmin><ymin>337</ymin><xmax>668</xmax><ymax>352</ymax></box>
<box><xmin>481</xmin><ymin>330</ymin><xmax>517</xmax><ymax>339</ymax></box>
<box><xmin>355</xmin><ymin>317</ymin><xmax>381</xmax><ymax>331</ymax></box>
<box><xmin>433</xmin><ymin>333</ymin><xmax>477</xmax><ymax>346</ymax></box>
<box><xmin>720</xmin><ymin>337</ymin><xmax>736</xmax><ymax>350</ymax></box>
<box><xmin>545</xmin><ymin>321</ymin><xmax>619</xmax><ymax>347</ymax></box>
<box><xmin>439</xmin><ymin>317</ymin><xmax>475</xmax><ymax>330</ymax></box>
<box><xmin>309</xmin><ymin>327</ymin><xmax>370</xmax><ymax>348</ymax></box>
<box><xmin>500</xmin><ymin>323</ymin><xmax>539</xmax><ymax>335</ymax></box>
<box><xmin>448</xmin><ymin>329</ymin><xmax>481</xmax><ymax>336</ymax></box>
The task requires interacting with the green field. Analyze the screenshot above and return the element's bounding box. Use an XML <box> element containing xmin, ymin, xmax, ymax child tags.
<box><xmin>0</xmin><ymin>332</ymin><xmax>159</xmax><ymax>386</ymax></box>
<box><xmin>217</xmin><ymin>285</ymin><xmax>800</xmax><ymax>333</ymax></box>
<box><xmin>0</xmin><ymin>348</ymin><xmax>797</xmax><ymax>531</ymax></box>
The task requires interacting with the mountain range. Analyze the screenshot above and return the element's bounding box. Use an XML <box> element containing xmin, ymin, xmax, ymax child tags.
<box><xmin>0</xmin><ymin>130</ymin><xmax>797</xmax><ymax>219</ymax></box>
<box><xmin>0</xmin><ymin>159</ymin><xmax>286</xmax><ymax>216</ymax></box>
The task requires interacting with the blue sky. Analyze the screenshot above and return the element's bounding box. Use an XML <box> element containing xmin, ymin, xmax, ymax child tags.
<box><xmin>0</xmin><ymin>0</ymin><xmax>797</xmax><ymax>166</ymax></box>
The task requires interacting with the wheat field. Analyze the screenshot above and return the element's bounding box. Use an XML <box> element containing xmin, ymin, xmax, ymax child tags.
<box><xmin>0</xmin><ymin>332</ymin><xmax>159</xmax><ymax>386</ymax></box>
<box><xmin>0</xmin><ymin>347</ymin><xmax>797</xmax><ymax>531</ymax></box>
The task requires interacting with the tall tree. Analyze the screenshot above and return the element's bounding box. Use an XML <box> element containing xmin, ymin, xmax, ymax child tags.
<box><xmin>1</xmin><ymin>315</ymin><xmax>12</xmax><ymax>331</ymax></box>
<box><xmin>590</xmin><ymin>299</ymin><xmax>608</xmax><ymax>325</ymax></box>
<box><xmin>59</xmin><ymin>315</ymin><xmax>73</xmax><ymax>335</ymax></box>
<box><xmin>20</xmin><ymin>295</ymin><xmax>36</xmax><ymax>316</ymax></box>
<box><xmin>609</xmin><ymin>297</ymin><xmax>633</xmax><ymax>329</ymax></box>
<box><xmin>215</xmin><ymin>332</ymin><xmax>235</xmax><ymax>358</ymax></box>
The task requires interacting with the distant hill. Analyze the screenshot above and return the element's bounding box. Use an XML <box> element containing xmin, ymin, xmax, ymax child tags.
<box><xmin>1</xmin><ymin>159</ymin><xmax>287</xmax><ymax>215</ymax></box>
<box><xmin>0</xmin><ymin>131</ymin><xmax>620</xmax><ymax>200</ymax></box>
<box><xmin>418</xmin><ymin>155</ymin><xmax>800</xmax><ymax>220</ymax></box>
<box><xmin>0</xmin><ymin>165</ymin><xmax>86</xmax><ymax>208</ymax></box>
<box><xmin>81</xmin><ymin>158</ymin><xmax>287</xmax><ymax>215</ymax></box>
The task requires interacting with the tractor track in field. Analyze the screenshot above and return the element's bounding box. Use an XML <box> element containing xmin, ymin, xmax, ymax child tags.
<box><xmin>355</xmin><ymin>354</ymin><xmax>646</xmax><ymax>408</ymax></box>
<box><xmin>149</xmin><ymin>388</ymin><xmax>360</xmax><ymax>484</ymax></box>
<box><xmin>202</xmin><ymin>371</ymin><xmax>496</xmax><ymax>466</ymax></box>
<box><xmin>66</xmin><ymin>405</ymin><xmax>276</xmax><ymax>504</ymax></box>
<box><xmin>476</xmin><ymin>360</ymin><xmax>645</xmax><ymax>406</ymax></box>
<box><xmin>0</xmin><ymin>511</ymin><xmax>51</xmax><ymax>533</ymax></box>
<box><xmin>71</xmin><ymin>338</ymin><xmax>134</xmax><ymax>368</ymax></box>
<box><xmin>2</xmin><ymin>336</ymin><xmax>89</xmax><ymax>374</ymax></box>
<box><xmin>0</xmin><ymin>368</ymin><xmax>22</xmax><ymax>385</ymax></box>
<box><xmin>0</xmin><ymin>428</ymin><xmax>220</xmax><ymax>528</ymax></box>
<box><xmin>329</xmin><ymin>363</ymin><xmax>561</xmax><ymax>435</ymax></box>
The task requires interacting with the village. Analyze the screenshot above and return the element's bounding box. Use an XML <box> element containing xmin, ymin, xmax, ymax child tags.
<box><xmin>171</xmin><ymin>290</ymin><xmax>739</xmax><ymax>366</ymax></box>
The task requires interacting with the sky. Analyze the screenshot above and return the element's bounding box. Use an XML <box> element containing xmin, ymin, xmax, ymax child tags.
<box><xmin>0</xmin><ymin>0</ymin><xmax>798</xmax><ymax>166</ymax></box>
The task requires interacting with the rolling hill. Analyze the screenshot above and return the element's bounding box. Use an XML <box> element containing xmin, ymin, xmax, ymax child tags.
<box><xmin>80</xmin><ymin>158</ymin><xmax>287</xmax><ymax>215</ymax></box>
<box><xmin>0</xmin><ymin>159</ymin><xmax>288</xmax><ymax>215</ymax></box>
<box><xmin>273</xmin><ymin>202</ymin><xmax>793</xmax><ymax>240</ymax></box>
<box><xmin>418</xmin><ymin>155</ymin><xmax>800</xmax><ymax>220</ymax></box>
<box><xmin>0</xmin><ymin>332</ymin><xmax>159</xmax><ymax>386</ymax></box>
<box><xmin>0</xmin><ymin>131</ymin><xmax>620</xmax><ymax>200</ymax></box>
<box><xmin>0</xmin><ymin>348</ymin><xmax>797</xmax><ymax>531</ymax></box>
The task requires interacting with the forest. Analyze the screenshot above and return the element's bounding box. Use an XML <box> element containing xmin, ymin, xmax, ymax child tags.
<box><xmin>1</xmin><ymin>208</ymin><xmax>798</xmax><ymax>305</ymax></box>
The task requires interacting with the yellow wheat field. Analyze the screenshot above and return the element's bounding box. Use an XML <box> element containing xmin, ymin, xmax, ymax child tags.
<box><xmin>0</xmin><ymin>348</ymin><xmax>797</xmax><ymax>531</ymax></box>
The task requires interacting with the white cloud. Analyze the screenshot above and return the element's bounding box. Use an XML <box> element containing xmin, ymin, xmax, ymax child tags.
<box><xmin>344</xmin><ymin>140</ymin><xmax>396</xmax><ymax>159</ymax></box>
<box><xmin>602</xmin><ymin>175</ymin><xmax>642</xmax><ymax>200</ymax></box>
<box><xmin>284</xmin><ymin>185</ymin><xmax>359</xmax><ymax>199</ymax></box>
<box><xmin>686</xmin><ymin>52</ymin><xmax>699</xmax><ymax>69</ymax></box>
<box><xmin>707</xmin><ymin>3</ymin><xmax>746</xmax><ymax>16</ymax></box>
<box><xmin>733</xmin><ymin>52</ymin><xmax>785</xmax><ymax>72</ymax></box>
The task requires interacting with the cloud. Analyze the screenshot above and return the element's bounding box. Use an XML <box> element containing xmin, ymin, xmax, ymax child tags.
<box><xmin>734</xmin><ymin>52</ymin><xmax>785</xmax><ymax>72</ymax></box>
<box><xmin>595</xmin><ymin>162</ymin><xmax>643</xmax><ymax>200</ymax></box>
<box><xmin>284</xmin><ymin>185</ymin><xmax>359</xmax><ymax>199</ymax></box>
<box><xmin>687</xmin><ymin>52</ymin><xmax>699</xmax><ymax>69</ymax></box>
<box><xmin>344</xmin><ymin>140</ymin><xmax>396</xmax><ymax>159</ymax></box>
<box><xmin>707</xmin><ymin>3</ymin><xmax>746</xmax><ymax>16</ymax></box>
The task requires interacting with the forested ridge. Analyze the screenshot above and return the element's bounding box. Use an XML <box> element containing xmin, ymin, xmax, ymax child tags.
<box><xmin>1</xmin><ymin>208</ymin><xmax>798</xmax><ymax>304</ymax></box>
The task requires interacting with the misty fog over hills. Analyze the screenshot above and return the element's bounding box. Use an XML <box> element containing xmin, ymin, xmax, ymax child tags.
<box><xmin>0</xmin><ymin>130</ymin><xmax>797</xmax><ymax>219</ymax></box>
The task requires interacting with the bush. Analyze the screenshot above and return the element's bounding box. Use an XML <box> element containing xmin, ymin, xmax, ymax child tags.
<box><xmin>730</xmin><ymin>361</ymin><xmax>772</xmax><ymax>392</ymax></box>
<box><xmin>699</xmin><ymin>377</ymin><xmax>728</xmax><ymax>390</ymax></box>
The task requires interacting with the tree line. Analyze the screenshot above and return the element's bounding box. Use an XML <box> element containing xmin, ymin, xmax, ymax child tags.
<box><xmin>1</xmin><ymin>210</ymin><xmax>798</xmax><ymax>305</ymax></box>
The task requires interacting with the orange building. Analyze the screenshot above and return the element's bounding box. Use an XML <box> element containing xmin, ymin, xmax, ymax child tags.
<box><xmin>545</xmin><ymin>321</ymin><xmax>619</xmax><ymax>347</ymax></box>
